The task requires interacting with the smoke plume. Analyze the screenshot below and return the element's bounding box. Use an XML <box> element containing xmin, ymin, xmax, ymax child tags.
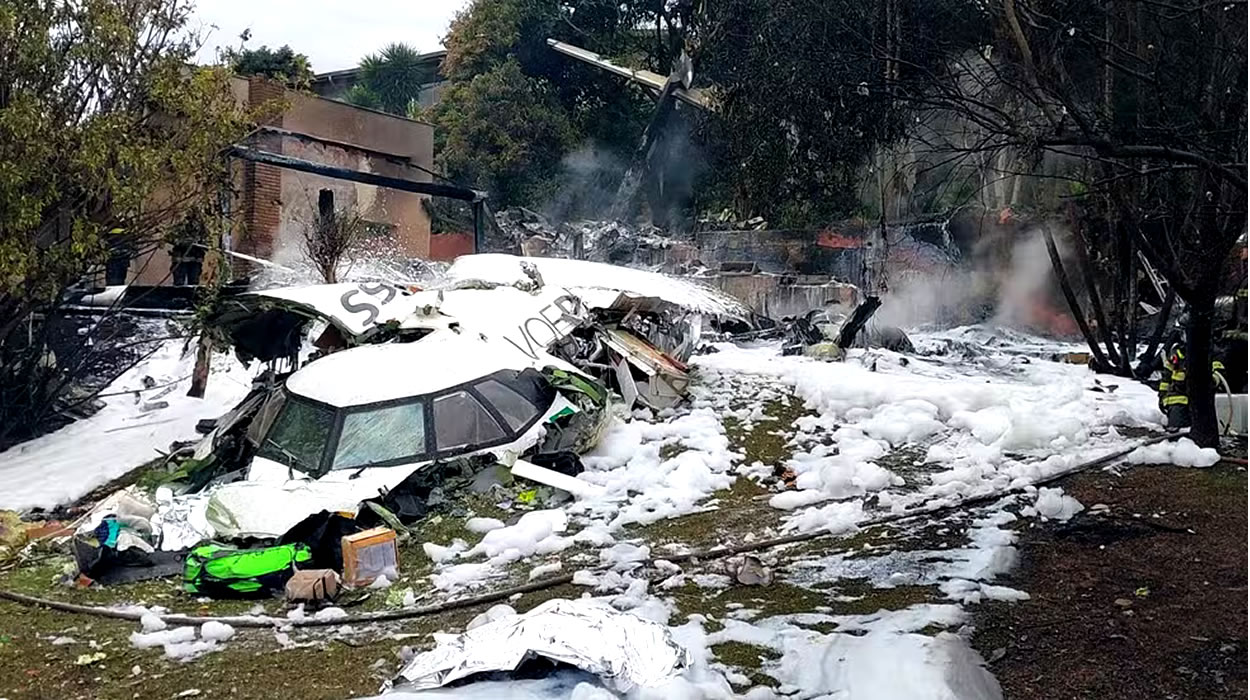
<box><xmin>876</xmin><ymin>224</ymin><xmax>1077</xmax><ymax>335</ymax></box>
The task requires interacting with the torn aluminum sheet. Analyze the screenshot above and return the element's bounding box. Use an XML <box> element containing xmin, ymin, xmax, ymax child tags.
<box><xmin>612</xmin><ymin>356</ymin><xmax>640</xmax><ymax>408</ymax></box>
<box><xmin>389</xmin><ymin>598</ymin><xmax>688</xmax><ymax>693</ymax></box>
<box><xmin>231</xmin><ymin>283</ymin><xmax>443</xmax><ymax>339</ymax></box>
<box><xmin>210</xmin><ymin>282</ymin><xmax>451</xmax><ymax>363</ymax></box>
<box><xmin>211</xmin><ymin>258</ymin><xmax>743</xmax><ymax>391</ymax></box>
<box><xmin>585</xmin><ymin>291</ymin><xmax>704</xmax><ymax>363</ymax></box>
<box><xmin>600</xmin><ymin>328</ymin><xmax>690</xmax><ymax>410</ymax></box>
<box><xmin>443</xmin><ymin>254</ymin><xmax>753</xmax><ymax>324</ymax></box>
<box><xmin>430</xmin><ymin>286</ymin><xmax>592</xmax><ymax>363</ymax></box>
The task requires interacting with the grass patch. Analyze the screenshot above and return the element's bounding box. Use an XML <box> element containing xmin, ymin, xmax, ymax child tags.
<box><xmin>511</xmin><ymin>582</ymin><xmax>583</xmax><ymax>614</ymax></box>
<box><xmin>666</xmin><ymin>579</ymin><xmax>830</xmax><ymax>621</ymax></box>
<box><xmin>710</xmin><ymin>642</ymin><xmax>780</xmax><ymax>689</ymax></box>
<box><xmin>632</xmin><ymin>478</ymin><xmax>779</xmax><ymax>548</ymax></box>
<box><xmin>1186</xmin><ymin>461</ymin><xmax>1249</xmax><ymax>495</ymax></box>
<box><xmin>711</xmin><ymin>640</ymin><xmax>780</xmax><ymax>667</ymax></box>
<box><xmin>0</xmin><ymin>557</ymin><xmax>259</xmax><ymax>617</ymax></box>
<box><xmin>723</xmin><ymin>395</ymin><xmax>813</xmax><ymax>468</ymax></box>
<box><xmin>0</xmin><ymin>596</ymin><xmax>455</xmax><ymax>700</ymax></box>
<box><xmin>827</xmin><ymin>579</ymin><xmax>941</xmax><ymax>615</ymax></box>
<box><xmin>0</xmin><ymin>563</ymin><xmax>503</xmax><ymax>700</ymax></box>
<box><xmin>874</xmin><ymin>444</ymin><xmax>936</xmax><ymax>486</ymax></box>
<box><xmin>659</xmin><ymin>442</ymin><xmax>689</xmax><ymax>461</ymax></box>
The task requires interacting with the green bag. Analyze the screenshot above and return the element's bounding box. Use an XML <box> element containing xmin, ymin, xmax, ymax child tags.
<box><xmin>183</xmin><ymin>542</ymin><xmax>312</xmax><ymax>598</ymax></box>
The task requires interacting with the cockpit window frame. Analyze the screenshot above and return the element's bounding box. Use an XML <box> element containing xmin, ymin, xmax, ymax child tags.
<box><xmin>258</xmin><ymin>367</ymin><xmax>557</xmax><ymax>478</ymax></box>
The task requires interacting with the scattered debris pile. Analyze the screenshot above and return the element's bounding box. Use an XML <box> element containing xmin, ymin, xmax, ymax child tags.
<box><xmin>493</xmin><ymin>207</ymin><xmax>690</xmax><ymax>268</ymax></box>
<box><xmin>4</xmin><ymin>249</ymin><xmax>935</xmax><ymax>698</ymax></box>
<box><xmin>763</xmin><ymin>296</ymin><xmax>914</xmax><ymax>360</ymax></box>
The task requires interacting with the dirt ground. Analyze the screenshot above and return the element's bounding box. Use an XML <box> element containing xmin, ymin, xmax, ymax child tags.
<box><xmin>972</xmin><ymin>449</ymin><xmax>1248</xmax><ymax>700</ymax></box>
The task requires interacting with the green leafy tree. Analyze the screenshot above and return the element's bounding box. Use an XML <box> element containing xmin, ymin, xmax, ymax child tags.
<box><xmin>224</xmin><ymin>44</ymin><xmax>314</xmax><ymax>87</ymax></box>
<box><xmin>345</xmin><ymin>43</ymin><xmax>438</xmax><ymax>116</ymax></box>
<box><xmin>433</xmin><ymin>0</ymin><xmax>663</xmax><ymax>210</ymax></box>
<box><xmin>696</xmin><ymin>0</ymin><xmax>986</xmax><ymax>226</ymax></box>
<box><xmin>0</xmin><ymin>0</ymin><xmax>254</xmax><ymax>445</ymax></box>
<box><xmin>428</xmin><ymin>60</ymin><xmax>576</xmax><ymax>206</ymax></box>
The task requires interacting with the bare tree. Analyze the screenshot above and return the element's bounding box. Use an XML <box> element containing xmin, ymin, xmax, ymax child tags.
<box><xmin>301</xmin><ymin>203</ymin><xmax>366</xmax><ymax>284</ymax></box>
<box><xmin>864</xmin><ymin>0</ymin><xmax>1246</xmax><ymax>446</ymax></box>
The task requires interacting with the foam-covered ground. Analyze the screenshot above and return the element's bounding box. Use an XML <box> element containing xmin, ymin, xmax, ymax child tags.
<box><xmin>391</xmin><ymin>327</ymin><xmax>1184</xmax><ymax>700</ymax></box>
<box><xmin>0</xmin><ymin>340</ymin><xmax>257</xmax><ymax>512</ymax></box>
<box><xmin>1</xmin><ymin>324</ymin><xmax>1200</xmax><ymax>698</ymax></box>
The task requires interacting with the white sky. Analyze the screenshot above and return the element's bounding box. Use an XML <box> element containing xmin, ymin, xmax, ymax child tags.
<box><xmin>191</xmin><ymin>0</ymin><xmax>470</xmax><ymax>73</ymax></box>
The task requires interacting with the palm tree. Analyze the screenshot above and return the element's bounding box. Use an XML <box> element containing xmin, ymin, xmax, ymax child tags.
<box><xmin>345</xmin><ymin>43</ymin><xmax>431</xmax><ymax>116</ymax></box>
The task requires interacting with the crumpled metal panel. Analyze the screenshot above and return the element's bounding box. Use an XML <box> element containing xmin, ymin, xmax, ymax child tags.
<box><xmin>390</xmin><ymin>598</ymin><xmax>688</xmax><ymax>692</ymax></box>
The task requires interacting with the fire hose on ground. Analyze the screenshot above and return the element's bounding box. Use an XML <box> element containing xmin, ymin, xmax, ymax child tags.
<box><xmin>0</xmin><ymin>432</ymin><xmax>1193</xmax><ymax>629</ymax></box>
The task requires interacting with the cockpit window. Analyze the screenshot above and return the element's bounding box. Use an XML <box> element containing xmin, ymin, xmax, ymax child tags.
<box><xmin>433</xmin><ymin>390</ymin><xmax>507</xmax><ymax>451</ymax></box>
<box><xmin>332</xmin><ymin>401</ymin><xmax>426</xmax><ymax>470</ymax></box>
<box><xmin>474</xmin><ymin>378</ymin><xmax>541</xmax><ymax>432</ymax></box>
<box><xmin>256</xmin><ymin>398</ymin><xmax>334</xmax><ymax>473</ymax></box>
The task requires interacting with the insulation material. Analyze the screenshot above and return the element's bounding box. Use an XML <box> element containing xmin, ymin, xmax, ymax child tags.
<box><xmin>202</xmin><ymin>481</ymin><xmax>366</xmax><ymax>541</ymax></box>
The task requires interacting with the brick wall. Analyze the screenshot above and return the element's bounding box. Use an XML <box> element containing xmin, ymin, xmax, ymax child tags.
<box><xmin>223</xmin><ymin>77</ymin><xmax>436</xmax><ymax>269</ymax></box>
<box><xmin>238</xmin><ymin>78</ymin><xmax>286</xmax><ymax>260</ymax></box>
<box><xmin>241</xmin><ymin>161</ymin><xmax>282</xmax><ymax>259</ymax></box>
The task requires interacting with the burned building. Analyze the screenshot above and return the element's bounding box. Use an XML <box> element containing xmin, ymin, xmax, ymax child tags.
<box><xmin>123</xmin><ymin>77</ymin><xmax>438</xmax><ymax>287</ymax></box>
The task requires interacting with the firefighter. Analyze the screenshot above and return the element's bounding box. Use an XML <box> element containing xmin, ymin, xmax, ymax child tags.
<box><xmin>1157</xmin><ymin>336</ymin><xmax>1228</xmax><ymax>430</ymax></box>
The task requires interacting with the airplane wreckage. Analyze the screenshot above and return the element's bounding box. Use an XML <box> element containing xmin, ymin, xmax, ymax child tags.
<box><xmin>71</xmin><ymin>255</ymin><xmax>774</xmax><ymax>584</ymax></box>
<box><xmin>71</xmin><ymin>254</ymin><xmax>905</xmax><ymax>589</ymax></box>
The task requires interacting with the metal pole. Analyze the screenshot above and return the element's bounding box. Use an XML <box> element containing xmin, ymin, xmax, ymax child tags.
<box><xmin>227</xmin><ymin>146</ymin><xmax>481</xmax><ymax>201</ymax></box>
<box><xmin>472</xmin><ymin>200</ymin><xmax>485</xmax><ymax>253</ymax></box>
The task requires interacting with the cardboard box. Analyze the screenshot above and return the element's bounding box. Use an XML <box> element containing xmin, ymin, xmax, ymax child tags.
<box><xmin>1051</xmin><ymin>351</ymin><xmax>1091</xmax><ymax>365</ymax></box>
<box><xmin>285</xmin><ymin>569</ymin><xmax>339</xmax><ymax>602</ymax></box>
<box><xmin>341</xmin><ymin>527</ymin><xmax>398</xmax><ymax>587</ymax></box>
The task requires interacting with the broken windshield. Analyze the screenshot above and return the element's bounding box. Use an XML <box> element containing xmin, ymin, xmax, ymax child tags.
<box><xmin>255</xmin><ymin>397</ymin><xmax>334</xmax><ymax>474</ymax></box>
<box><xmin>331</xmin><ymin>401</ymin><xmax>427</xmax><ymax>471</ymax></box>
